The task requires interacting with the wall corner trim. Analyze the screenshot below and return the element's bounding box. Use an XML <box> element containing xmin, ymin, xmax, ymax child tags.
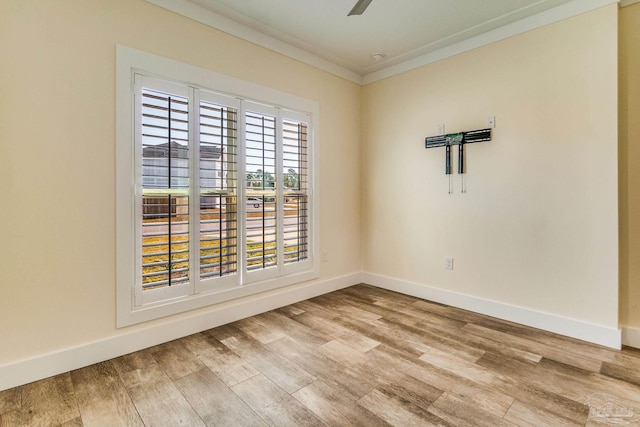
<box><xmin>0</xmin><ymin>272</ymin><xmax>362</xmax><ymax>392</ymax></box>
<box><xmin>622</xmin><ymin>326</ymin><xmax>640</xmax><ymax>349</ymax></box>
<box><xmin>620</xmin><ymin>0</ymin><xmax>640</xmax><ymax>7</ymax></box>
<box><xmin>362</xmin><ymin>272</ymin><xmax>622</xmax><ymax>349</ymax></box>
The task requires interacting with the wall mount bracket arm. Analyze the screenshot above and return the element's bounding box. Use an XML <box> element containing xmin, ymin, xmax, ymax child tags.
<box><xmin>425</xmin><ymin>128</ymin><xmax>492</xmax><ymax>149</ymax></box>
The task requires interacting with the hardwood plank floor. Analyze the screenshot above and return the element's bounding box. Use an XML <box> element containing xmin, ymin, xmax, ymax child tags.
<box><xmin>1</xmin><ymin>284</ymin><xmax>639</xmax><ymax>426</ymax></box>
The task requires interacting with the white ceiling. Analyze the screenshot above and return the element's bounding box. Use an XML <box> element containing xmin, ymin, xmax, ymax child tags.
<box><xmin>148</xmin><ymin>0</ymin><xmax>618</xmax><ymax>83</ymax></box>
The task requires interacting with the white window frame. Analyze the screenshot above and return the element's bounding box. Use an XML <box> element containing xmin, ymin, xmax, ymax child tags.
<box><xmin>116</xmin><ymin>46</ymin><xmax>319</xmax><ymax>327</ymax></box>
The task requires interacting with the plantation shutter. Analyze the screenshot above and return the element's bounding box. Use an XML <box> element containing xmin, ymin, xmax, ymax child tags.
<box><xmin>244</xmin><ymin>103</ymin><xmax>280</xmax><ymax>282</ymax></box>
<box><xmin>196</xmin><ymin>91</ymin><xmax>241</xmax><ymax>292</ymax></box>
<box><xmin>130</xmin><ymin>75</ymin><xmax>315</xmax><ymax>308</ymax></box>
<box><xmin>135</xmin><ymin>76</ymin><xmax>193</xmax><ymax>305</ymax></box>
<box><xmin>282</xmin><ymin>111</ymin><xmax>312</xmax><ymax>275</ymax></box>
<box><xmin>119</xmin><ymin>54</ymin><xmax>319</xmax><ymax>326</ymax></box>
<box><xmin>282</xmin><ymin>117</ymin><xmax>309</xmax><ymax>263</ymax></box>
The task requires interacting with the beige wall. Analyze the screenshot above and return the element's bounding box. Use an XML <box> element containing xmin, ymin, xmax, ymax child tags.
<box><xmin>361</xmin><ymin>5</ymin><xmax>619</xmax><ymax>328</ymax></box>
<box><xmin>0</xmin><ymin>0</ymin><xmax>361</xmax><ymax>365</ymax></box>
<box><xmin>620</xmin><ymin>3</ymin><xmax>640</xmax><ymax>330</ymax></box>
<box><xmin>0</xmin><ymin>0</ymin><xmax>627</xmax><ymax>370</ymax></box>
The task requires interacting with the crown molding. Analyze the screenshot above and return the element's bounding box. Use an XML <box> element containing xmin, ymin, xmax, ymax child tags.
<box><xmin>146</xmin><ymin>0</ymin><xmax>617</xmax><ymax>86</ymax></box>
<box><xmin>363</xmin><ymin>0</ymin><xmax>618</xmax><ymax>84</ymax></box>
<box><xmin>145</xmin><ymin>0</ymin><xmax>364</xmax><ymax>84</ymax></box>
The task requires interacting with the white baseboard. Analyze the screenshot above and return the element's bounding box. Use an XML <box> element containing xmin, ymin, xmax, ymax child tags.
<box><xmin>362</xmin><ymin>272</ymin><xmax>622</xmax><ymax>350</ymax></box>
<box><xmin>0</xmin><ymin>272</ymin><xmax>362</xmax><ymax>392</ymax></box>
<box><xmin>2</xmin><ymin>270</ymin><xmax>628</xmax><ymax>392</ymax></box>
<box><xmin>622</xmin><ymin>326</ymin><xmax>640</xmax><ymax>349</ymax></box>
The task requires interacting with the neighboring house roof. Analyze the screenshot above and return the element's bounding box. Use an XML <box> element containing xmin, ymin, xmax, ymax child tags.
<box><xmin>143</xmin><ymin>141</ymin><xmax>221</xmax><ymax>159</ymax></box>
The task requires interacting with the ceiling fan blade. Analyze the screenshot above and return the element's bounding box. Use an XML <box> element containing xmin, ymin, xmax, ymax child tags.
<box><xmin>348</xmin><ymin>0</ymin><xmax>373</xmax><ymax>16</ymax></box>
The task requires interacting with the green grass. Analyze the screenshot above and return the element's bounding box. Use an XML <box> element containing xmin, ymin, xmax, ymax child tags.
<box><xmin>142</xmin><ymin>235</ymin><xmax>297</xmax><ymax>286</ymax></box>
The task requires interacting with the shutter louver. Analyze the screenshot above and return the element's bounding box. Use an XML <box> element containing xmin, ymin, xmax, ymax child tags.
<box><xmin>199</xmin><ymin>101</ymin><xmax>238</xmax><ymax>279</ymax></box>
<box><xmin>245</xmin><ymin>111</ymin><xmax>278</xmax><ymax>271</ymax></box>
<box><xmin>283</xmin><ymin>119</ymin><xmax>309</xmax><ymax>264</ymax></box>
<box><xmin>140</xmin><ymin>89</ymin><xmax>190</xmax><ymax>290</ymax></box>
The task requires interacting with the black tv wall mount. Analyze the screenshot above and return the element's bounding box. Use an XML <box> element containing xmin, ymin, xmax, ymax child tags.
<box><xmin>425</xmin><ymin>128</ymin><xmax>492</xmax><ymax>193</ymax></box>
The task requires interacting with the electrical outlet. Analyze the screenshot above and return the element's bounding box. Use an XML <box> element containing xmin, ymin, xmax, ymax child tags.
<box><xmin>445</xmin><ymin>257</ymin><xmax>454</xmax><ymax>270</ymax></box>
<box><xmin>488</xmin><ymin>115</ymin><xmax>495</xmax><ymax>129</ymax></box>
<box><xmin>322</xmin><ymin>251</ymin><xmax>328</xmax><ymax>262</ymax></box>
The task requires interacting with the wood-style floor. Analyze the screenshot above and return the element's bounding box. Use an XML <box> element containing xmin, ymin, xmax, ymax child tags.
<box><xmin>1</xmin><ymin>284</ymin><xmax>639</xmax><ymax>427</ymax></box>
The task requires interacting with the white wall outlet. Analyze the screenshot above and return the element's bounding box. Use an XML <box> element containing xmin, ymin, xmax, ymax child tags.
<box><xmin>445</xmin><ymin>257</ymin><xmax>454</xmax><ymax>270</ymax></box>
<box><xmin>322</xmin><ymin>251</ymin><xmax>328</xmax><ymax>262</ymax></box>
<box><xmin>488</xmin><ymin>115</ymin><xmax>496</xmax><ymax>129</ymax></box>
<box><xmin>438</xmin><ymin>124</ymin><xmax>445</xmax><ymax>135</ymax></box>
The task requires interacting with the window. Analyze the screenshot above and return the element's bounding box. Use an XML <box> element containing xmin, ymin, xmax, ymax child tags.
<box><xmin>116</xmin><ymin>46</ymin><xmax>318</xmax><ymax>326</ymax></box>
